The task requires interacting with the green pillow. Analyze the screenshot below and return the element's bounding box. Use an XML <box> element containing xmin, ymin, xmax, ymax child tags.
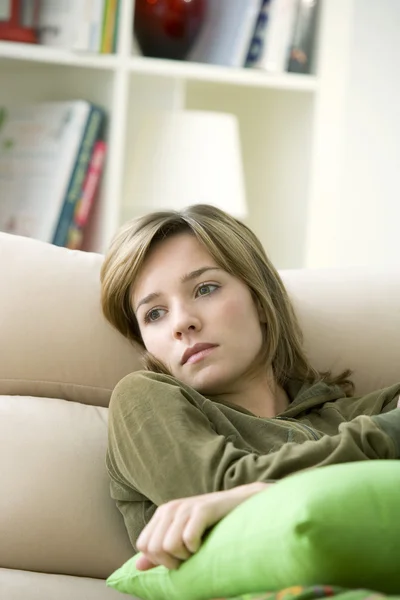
<box><xmin>107</xmin><ymin>461</ymin><xmax>400</xmax><ymax>600</ymax></box>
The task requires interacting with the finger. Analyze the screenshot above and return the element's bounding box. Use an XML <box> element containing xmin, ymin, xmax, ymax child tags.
<box><xmin>136</xmin><ymin>507</ymin><xmax>162</xmax><ymax>551</ymax></box>
<box><xmin>136</xmin><ymin>555</ymin><xmax>158</xmax><ymax>571</ymax></box>
<box><xmin>136</xmin><ymin>553</ymin><xmax>182</xmax><ymax>572</ymax></box>
<box><xmin>138</xmin><ymin>505</ymin><xmax>182</xmax><ymax>570</ymax></box>
<box><xmin>162</xmin><ymin>510</ymin><xmax>194</xmax><ymax>562</ymax></box>
<box><xmin>143</xmin><ymin>551</ymin><xmax>181</xmax><ymax>571</ymax></box>
<box><xmin>182</xmin><ymin>506</ymin><xmax>213</xmax><ymax>554</ymax></box>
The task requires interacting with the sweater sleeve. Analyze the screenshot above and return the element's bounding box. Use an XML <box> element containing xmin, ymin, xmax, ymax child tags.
<box><xmin>107</xmin><ymin>371</ymin><xmax>399</xmax><ymax>508</ymax></box>
<box><xmin>323</xmin><ymin>383</ymin><xmax>400</xmax><ymax>420</ymax></box>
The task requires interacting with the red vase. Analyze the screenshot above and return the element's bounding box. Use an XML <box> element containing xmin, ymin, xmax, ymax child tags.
<box><xmin>134</xmin><ymin>0</ymin><xmax>206</xmax><ymax>61</ymax></box>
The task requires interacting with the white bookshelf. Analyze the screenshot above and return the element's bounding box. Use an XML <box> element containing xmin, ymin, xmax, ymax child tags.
<box><xmin>0</xmin><ymin>41</ymin><xmax>119</xmax><ymax>68</ymax></box>
<box><xmin>0</xmin><ymin>41</ymin><xmax>317</xmax><ymax>91</ymax></box>
<box><xmin>0</xmin><ymin>0</ymin><xmax>351</xmax><ymax>269</ymax></box>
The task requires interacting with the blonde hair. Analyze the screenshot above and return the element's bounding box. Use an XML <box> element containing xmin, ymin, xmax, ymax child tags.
<box><xmin>100</xmin><ymin>204</ymin><xmax>354</xmax><ymax>395</ymax></box>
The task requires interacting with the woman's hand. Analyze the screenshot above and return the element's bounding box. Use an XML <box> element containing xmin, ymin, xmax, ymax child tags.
<box><xmin>135</xmin><ymin>481</ymin><xmax>272</xmax><ymax>571</ymax></box>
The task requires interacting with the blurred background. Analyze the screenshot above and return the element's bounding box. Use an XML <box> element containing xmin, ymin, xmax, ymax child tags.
<box><xmin>0</xmin><ymin>0</ymin><xmax>399</xmax><ymax>270</ymax></box>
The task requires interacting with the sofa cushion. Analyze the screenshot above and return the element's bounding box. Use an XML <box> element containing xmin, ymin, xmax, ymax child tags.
<box><xmin>0</xmin><ymin>568</ymin><xmax>125</xmax><ymax>600</ymax></box>
<box><xmin>0</xmin><ymin>394</ymin><xmax>133</xmax><ymax>579</ymax></box>
<box><xmin>281</xmin><ymin>266</ymin><xmax>400</xmax><ymax>395</ymax></box>
<box><xmin>0</xmin><ymin>233</ymin><xmax>141</xmax><ymax>406</ymax></box>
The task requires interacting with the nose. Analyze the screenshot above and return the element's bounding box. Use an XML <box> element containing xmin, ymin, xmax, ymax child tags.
<box><xmin>171</xmin><ymin>305</ymin><xmax>202</xmax><ymax>340</ymax></box>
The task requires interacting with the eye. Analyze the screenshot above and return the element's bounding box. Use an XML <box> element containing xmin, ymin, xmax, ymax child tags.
<box><xmin>196</xmin><ymin>283</ymin><xmax>219</xmax><ymax>297</ymax></box>
<box><xmin>144</xmin><ymin>308</ymin><xmax>166</xmax><ymax>323</ymax></box>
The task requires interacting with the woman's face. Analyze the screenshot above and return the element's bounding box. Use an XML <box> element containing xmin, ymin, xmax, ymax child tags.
<box><xmin>132</xmin><ymin>232</ymin><xmax>265</xmax><ymax>395</ymax></box>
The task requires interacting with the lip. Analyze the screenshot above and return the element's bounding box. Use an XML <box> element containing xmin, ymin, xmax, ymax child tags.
<box><xmin>181</xmin><ymin>343</ymin><xmax>218</xmax><ymax>365</ymax></box>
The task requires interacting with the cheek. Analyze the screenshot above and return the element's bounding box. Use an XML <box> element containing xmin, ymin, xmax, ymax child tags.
<box><xmin>141</xmin><ymin>327</ymin><xmax>170</xmax><ymax>361</ymax></box>
<box><xmin>216</xmin><ymin>295</ymin><xmax>259</xmax><ymax>327</ymax></box>
<box><xmin>139</xmin><ymin>327</ymin><xmax>157</xmax><ymax>353</ymax></box>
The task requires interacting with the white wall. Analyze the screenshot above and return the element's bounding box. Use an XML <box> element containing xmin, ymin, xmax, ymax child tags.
<box><xmin>341</xmin><ymin>0</ymin><xmax>400</xmax><ymax>267</ymax></box>
<box><xmin>306</xmin><ymin>0</ymin><xmax>400</xmax><ymax>268</ymax></box>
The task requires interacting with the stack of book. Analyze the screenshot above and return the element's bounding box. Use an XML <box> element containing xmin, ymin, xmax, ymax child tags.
<box><xmin>188</xmin><ymin>0</ymin><xmax>319</xmax><ymax>75</ymax></box>
<box><xmin>0</xmin><ymin>101</ymin><xmax>107</xmax><ymax>249</ymax></box>
<box><xmin>21</xmin><ymin>0</ymin><xmax>120</xmax><ymax>53</ymax></box>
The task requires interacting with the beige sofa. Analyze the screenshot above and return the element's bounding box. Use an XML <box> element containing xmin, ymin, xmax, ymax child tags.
<box><xmin>1</xmin><ymin>231</ymin><xmax>400</xmax><ymax>600</ymax></box>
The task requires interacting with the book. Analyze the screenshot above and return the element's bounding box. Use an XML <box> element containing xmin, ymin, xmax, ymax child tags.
<box><xmin>35</xmin><ymin>0</ymin><xmax>85</xmax><ymax>50</ymax></box>
<box><xmin>33</xmin><ymin>0</ymin><xmax>117</xmax><ymax>54</ymax></box>
<box><xmin>0</xmin><ymin>101</ymin><xmax>104</xmax><ymax>245</ymax></box>
<box><xmin>34</xmin><ymin>0</ymin><xmax>104</xmax><ymax>52</ymax></box>
<box><xmin>112</xmin><ymin>0</ymin><xmax>121</xmax><ymax>53</ymax></box>
<box><xmin>100</xmin><ymin>0</ymin><xmax>119</xmax><ymax>54</ymax></box>
<box><xmin>52</xmin><ymin>105</ymin><xmax>105</xmax><ymax>247</ymax></box>
<box><xmin>247</xmin><ymin>0</ymin><xmax>300</xmax><ymax>73</ymax></box>
<box><xmin>288</xmin><ymin>0</ymin><xmax>320</xmax><ymax>74</ymax></box>
<box><xmin>73</xmin><ymin>0</ymin><xmax>94</xmax><ymax>51</ymax></box>
<box><xmin>245</xmin><ymin>0</ymin><xmax>272</xmax><ymax>68</ymax></box>
<box><xmin>90</xmin><ymin>0</ymin><xmax>107</xmax><ymax>52</ymax></box>
<box><xmin>188</xmin><ymin>0</ymin><xmax>262</xmax><ymax>68</ymax></box>
<box><xmin>66</xmin><ymin>140</ymin><xmax>107</xmax><ymax>250</ymax></box>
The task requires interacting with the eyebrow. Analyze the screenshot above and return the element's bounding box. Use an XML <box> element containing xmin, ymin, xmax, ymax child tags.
<box><xmin>135</xmin><ymin>266</ymin><xmax>222</xmax><ymax>313</ymax></box>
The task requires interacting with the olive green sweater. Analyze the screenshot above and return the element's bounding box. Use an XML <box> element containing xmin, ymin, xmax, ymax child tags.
<box><xmin>106</xmin><ymin>371</ymin><xmax>400</xmax><ymax>551</ymax></box>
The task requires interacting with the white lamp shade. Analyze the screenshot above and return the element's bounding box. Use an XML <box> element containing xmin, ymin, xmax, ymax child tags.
<box><xmin>127</xmin><ymin>110</ymin><xmax>247</xmax><ymax>219</ymax></box>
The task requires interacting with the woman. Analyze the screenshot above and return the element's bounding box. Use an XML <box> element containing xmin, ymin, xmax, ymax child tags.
<box><xmin>100</xmin><ymin>204</ymin><xmax>400</xmax><ymax>572</ymax></box>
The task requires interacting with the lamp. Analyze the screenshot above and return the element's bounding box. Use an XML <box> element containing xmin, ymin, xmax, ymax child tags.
<box><xmin>125</xmin><ymin>110</ymin><xmax>247</xmax><ymax>220</ymax></box>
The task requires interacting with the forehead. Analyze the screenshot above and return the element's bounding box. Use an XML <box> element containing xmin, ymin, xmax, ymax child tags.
<box><xmin>132</xmin><ymin>233</ymin><xmax>217</xmax><ymax>295</ymax></box>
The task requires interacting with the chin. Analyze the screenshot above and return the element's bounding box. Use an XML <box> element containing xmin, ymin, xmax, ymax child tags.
<box><xmin>186</xmin><ymin>365</ymin><xmax>232</xmax><ymax>396</ymax></box>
